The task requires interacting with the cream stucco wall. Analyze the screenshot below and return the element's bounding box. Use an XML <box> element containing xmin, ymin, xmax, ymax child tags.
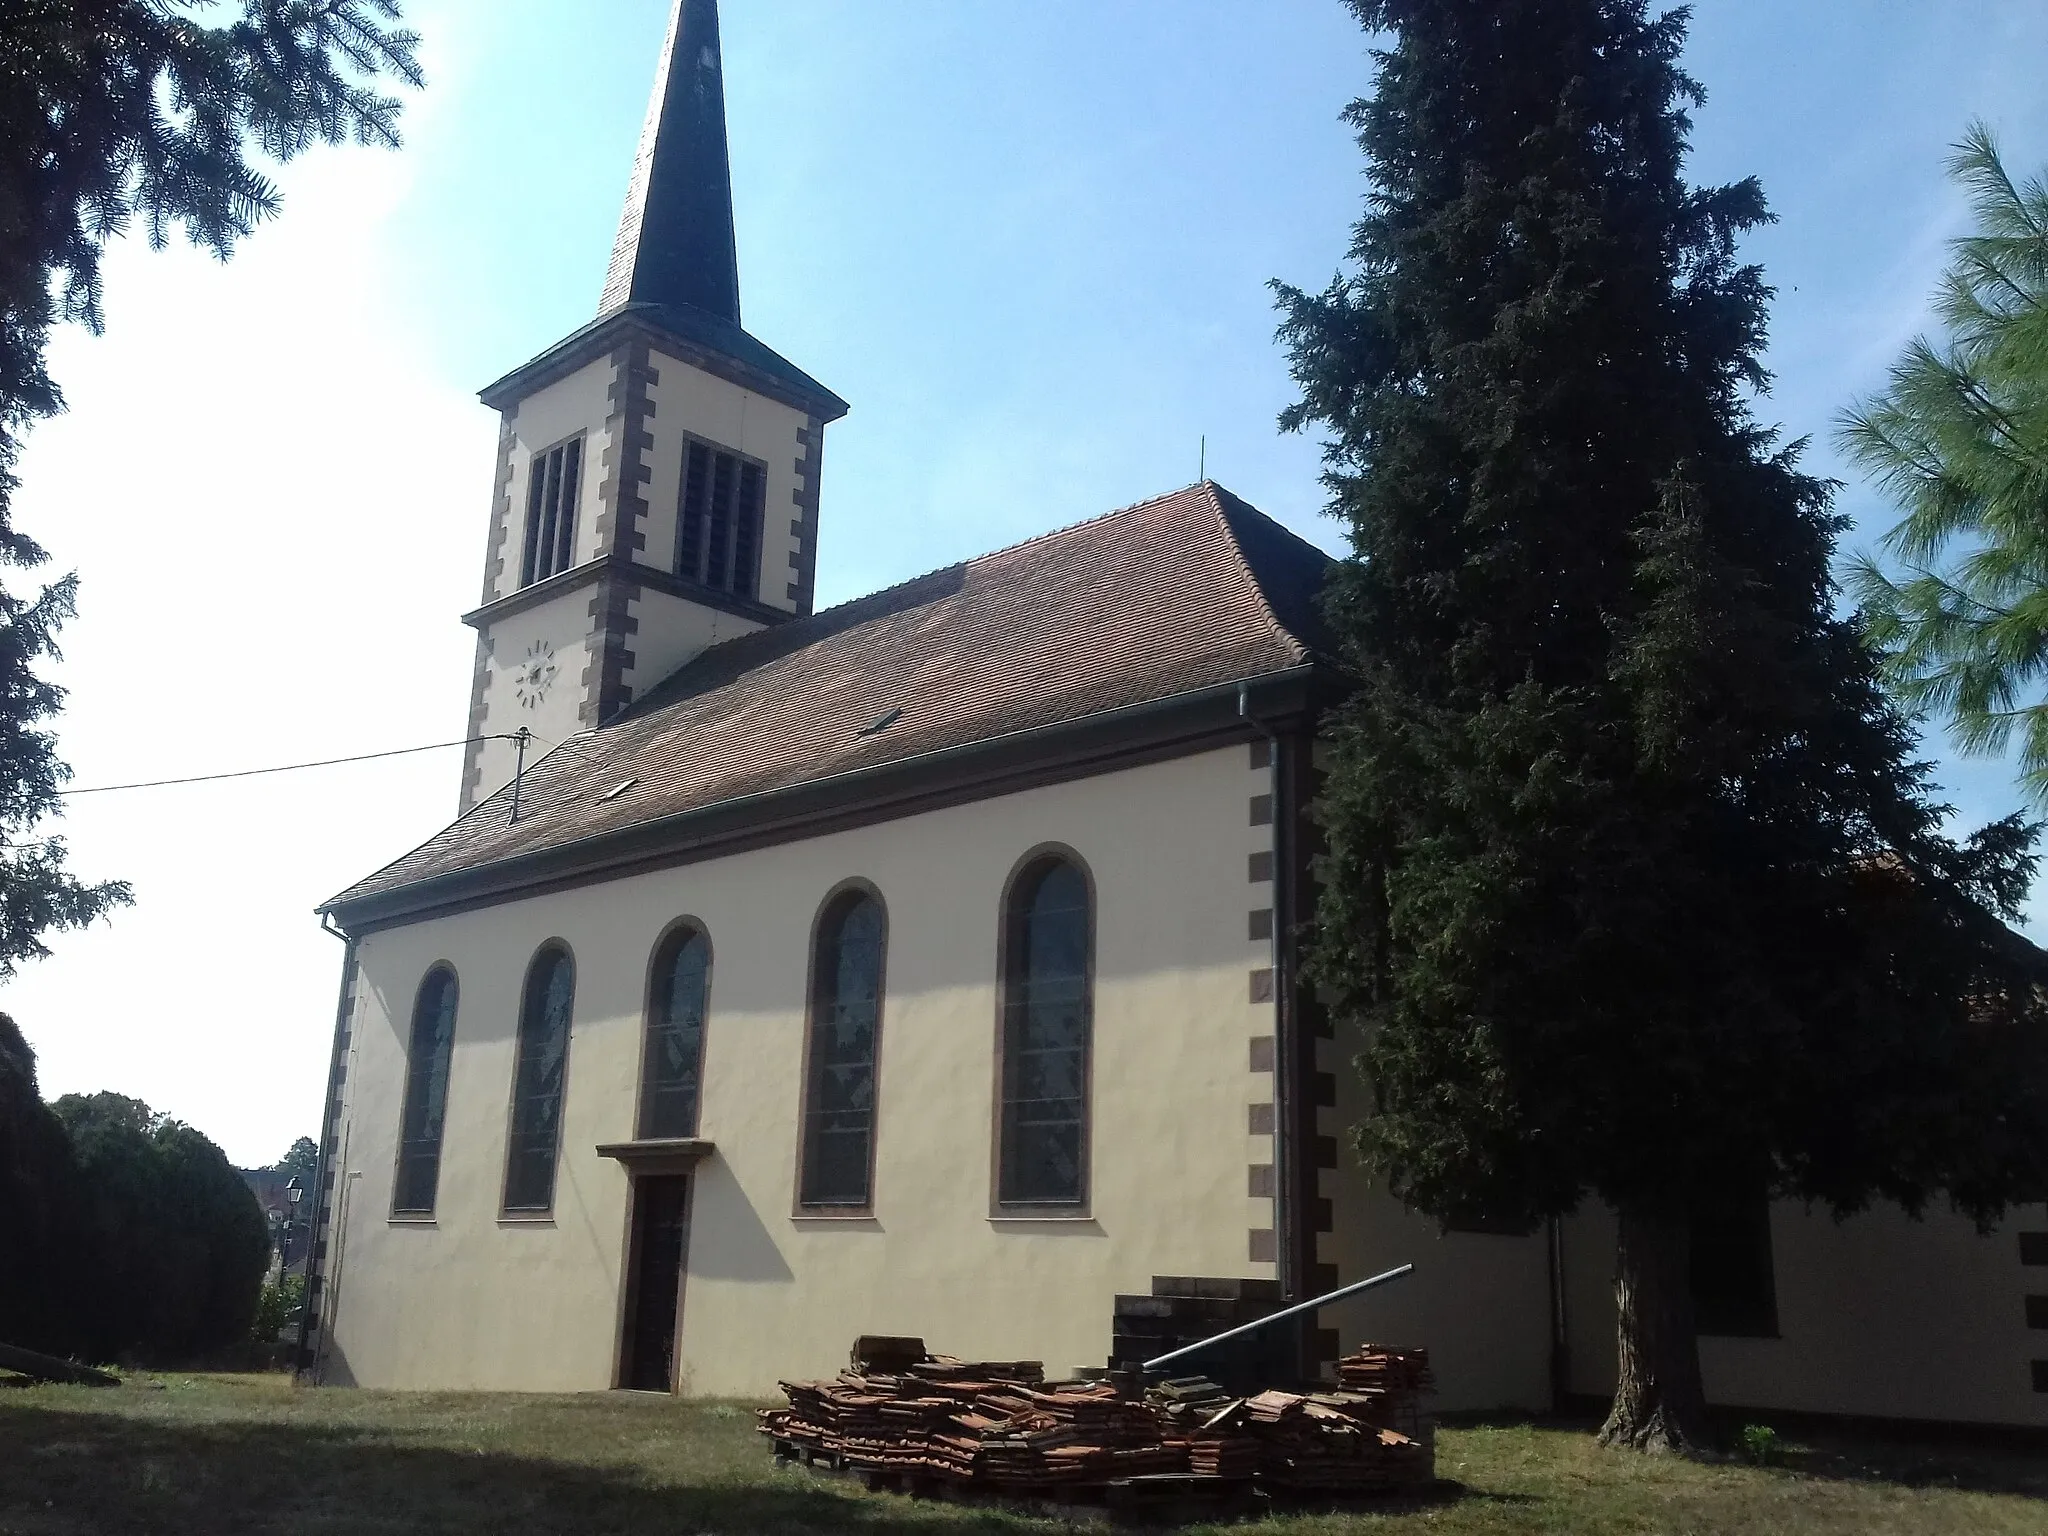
<box><xmin>465</xmin><ymin>598</ymin><xmax>594</xmax><ymax>811</ymax></box>
<box><xmin>1562</xmin><ymin>1200</ymin><xmax>2048</xmax><ymax>1427</ymax></box>
<box><xmin>493</xmin><ymin>358</ymin><xmax>614</xmax><ymax>602</ymax></box>
<box><xmin>465</xmin><ymin>349</ymin><xmax>817</xmax><ymax>809</ymax></box>
<box><xmin>642</xmin><ymin>349</ymin><xmax>808</xmax><ymax>611</ymax></box>
<box><xmin>620</xmin><ymin>587</ymin><xmax>764</xmax><ymax>707</ymax></box>
<box><xmin>324</xmin><ymin>744</ymin><xmax>1281</xmax><ymax>1395</ymax></box>
<box><xmin>1319</xmin><ymin>1015</ymin><xmax>1555</xmax><ymax>1413</ymax></box>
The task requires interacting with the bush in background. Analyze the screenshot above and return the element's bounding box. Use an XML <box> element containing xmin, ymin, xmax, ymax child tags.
<box><xmin>250</xmin><ymin>1272</ymin><xmax>306</xmax><ymax>1347</ymax></box>
<box><xmin>52</xmin><ymin>1092</ymin><xmax>271</xmax><ymax>1364</ymax></box>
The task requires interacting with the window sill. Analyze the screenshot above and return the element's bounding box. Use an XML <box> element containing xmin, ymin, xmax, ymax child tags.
<box><xmin>791</xmin><ymin>1210</ymin><xmax>878</xmax><ymax>1225</ymax></box>
<box><xmin>989</xmin><ymin>1213</ymin><xmax>1099</xmax><ymax>1229</ymax></box>
<box><xmin>497</xmin><ymin>1214</ymin><xmax>556</xmax><ymax>1227</ymax></box>
<box><xmin>387</xmin><ymin>1214</ymin><xmax>437</xmax><ymax>1226</ymax></box>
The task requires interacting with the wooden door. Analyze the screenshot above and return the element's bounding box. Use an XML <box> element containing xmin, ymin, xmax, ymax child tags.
<box><xmin>620</xmin><ymin>1174</ymin><xmax>691</xmax><ymax>1392</ymax></box>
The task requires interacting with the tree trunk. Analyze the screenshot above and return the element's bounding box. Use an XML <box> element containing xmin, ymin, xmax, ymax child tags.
<box><xmin>1596</xmin><ymin>1205</ymin><xmax>1712</xmax><ymax>1454</ymax></box>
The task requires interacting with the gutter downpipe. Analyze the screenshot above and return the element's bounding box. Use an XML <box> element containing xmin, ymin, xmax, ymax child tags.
<box><xmin>299</xmin><ymin>912</ymin><xmax>358</xmax><ymax>1382</ymax></box>
<box><xmin>1239</xmin><ymin>681</ymin><xmax>1300</xmax><ymax>1377</ymax></box>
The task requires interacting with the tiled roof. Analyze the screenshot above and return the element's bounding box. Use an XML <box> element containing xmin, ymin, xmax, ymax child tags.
<box><xmin>327</xmin><ymin>483</ymin><xmax>1333</xmax><ymax>911</ymax></box>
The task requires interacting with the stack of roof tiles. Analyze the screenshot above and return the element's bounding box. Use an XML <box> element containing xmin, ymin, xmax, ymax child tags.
<box><xmin>1336</xmin><ymin>1344</ymin><xmax>1436</xmax><ymax>1445</ymax></box>
<box><xmin>760</xmin><ymin>1336</ymin><xmax>1435</xmax><ymax>1505</ymax></box>
<box><xmin>760</xmin><ymin>1340</ymin><xmax>1175</xmax><ymax>1495</ymax></box>
<box><xmin>1193</xmin><ymin>1382</ymin><xmax>1433</xmax><ymax>1493</ymax></box>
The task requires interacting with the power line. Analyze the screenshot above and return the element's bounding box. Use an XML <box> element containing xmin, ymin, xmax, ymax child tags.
<box><xmin>59</xmin><ymin>733</ymin><xmax>540</xmax><ymax>797</ymax></box>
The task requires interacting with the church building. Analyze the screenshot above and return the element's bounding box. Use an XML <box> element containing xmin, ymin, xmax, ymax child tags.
<box><xmin>305</xmin><ymin>0</ymin><xmax>2048</xmax><ymax>1428</ymax></box>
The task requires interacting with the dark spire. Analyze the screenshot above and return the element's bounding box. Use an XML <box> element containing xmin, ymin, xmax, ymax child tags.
<box><xmin>600</xmin><ymin>0</ymin><xmax>741</xmax><ymax>323</ymax></box>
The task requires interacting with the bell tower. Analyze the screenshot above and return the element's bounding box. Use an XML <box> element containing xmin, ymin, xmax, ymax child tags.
<box><xmin>457</xmin><ymin>0</ymin><xmax>848</xmax><ymax>813</ymax></box>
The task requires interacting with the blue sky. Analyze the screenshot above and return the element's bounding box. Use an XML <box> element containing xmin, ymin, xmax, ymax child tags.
<box><xmin>7</xmin><ymin>0</ymin><xmax>2047</xmax><ymax>1164</ymax></box>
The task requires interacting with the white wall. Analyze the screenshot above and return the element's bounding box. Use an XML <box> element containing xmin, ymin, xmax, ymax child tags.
<box><xmin>1319</xmin><ymin>1013</ymin><xmax>1554</xmax><ymax>1413</ymax></box>
<box><xmin>1563</xmin><ymin>1200</ymin><xmax>2048</xmax><ymax>1428</ymax></box>
<box><xmin>493</xmin><ymin>357</ymin><xmax>614</xmax><ymax>600</ymax></box>
<box><xmin>325</xmin><ymin>743</ymin><xmax>1281</xmax><ymax>1394</ymax></box>
<box><xmin>642</xmin><ymin>349</ymin><xmax>809</xmax><ymax>611</ymax></box>
<box><xmin>620</xmin><ymin>587</ymin><xmax>764</xmax><ymax>707</ymax></box>
<box><xmin>464</xmin><ymin>597</ymin><xmax>595</xmax><ymax>810</ymax></box>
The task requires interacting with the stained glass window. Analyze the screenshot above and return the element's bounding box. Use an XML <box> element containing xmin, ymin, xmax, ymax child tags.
<box><xmin>639</xmin><ymin>927</ymin><xmax>711</xmax><ymax>1139</ymax></box>
<box><xmin>999</xmin><ymin>859</ymin><xmax>1091</xmax><ymax>1206</ymax></box>
<box><xmin>503</xmin><ymin>946</ymin><xmax>575</xmax><ymax>1213</ymax></box>
<box><xmin>393</xmin><ymin>966</ymin><xmax>458</xmax><ymax>1215</ymax></box>
<box><xmin>799</xmin><ymin>892</ymin><xmax>886</xmax><ymax>1207</ymax></box>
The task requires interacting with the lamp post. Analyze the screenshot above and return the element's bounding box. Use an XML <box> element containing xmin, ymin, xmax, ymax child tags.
<box><xmin>282</xmin><ymin>1177</ymin><xmax>304</xmax><ymax>1272</ymax></box>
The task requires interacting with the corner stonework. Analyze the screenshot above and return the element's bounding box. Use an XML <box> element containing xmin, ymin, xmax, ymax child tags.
<box><xmin>595</xmin><ymin>341</ymin><xmax>659</xmax><ymax>562</ymax></box>
<box><xmin>459</xmin><ymin>411</ymin><xmax>522</xmax><ymax>815</ymax></box>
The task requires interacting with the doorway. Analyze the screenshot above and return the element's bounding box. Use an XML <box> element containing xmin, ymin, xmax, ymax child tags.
<box><xmin>620</xmin><ymin>1174</ymin><xmax>691</xmax><ymax>1392</ymax></box>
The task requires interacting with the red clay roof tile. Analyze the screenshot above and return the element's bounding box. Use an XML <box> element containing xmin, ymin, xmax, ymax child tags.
<box><xmin>327</xmin><ymin>482</ymin><xmax>1332</xmax><ymax>910</ymax></box>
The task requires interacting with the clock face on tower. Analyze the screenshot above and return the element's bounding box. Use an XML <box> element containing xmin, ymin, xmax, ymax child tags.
<box><xmin>512</xmin><ymin>640</ymin><xmax>559</xmax><ymax>711</ymax></box>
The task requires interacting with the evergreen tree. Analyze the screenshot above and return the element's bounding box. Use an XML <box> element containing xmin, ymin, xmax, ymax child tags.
<box><xmin>0</xmin><ymin>1013</ymin><xmax>88</xmax><ymax>1356</ymax></box>
<box><xmin>53</xmin><ymin>1092</ymin><xmax>270</xmax><ymax>1363</ymax></box>
<box><xmin>275</xmin><ymin>1136</ymin><xmax>319</xmax><ymax>1180</ymax></box>
<box><xmin>1842</xmin><ymin>128</ymin><xmax>2048</xmax><ymax>802</ymax></box>
<box><xmin>0</xmin><ymin>1</ymin><xmax>423</xmax><ymax>969</ymax></box>
<box><xmin>1279</xmin><ymin>0</ymin><xmax>2048</xmax><ymax>1451</ymax></box>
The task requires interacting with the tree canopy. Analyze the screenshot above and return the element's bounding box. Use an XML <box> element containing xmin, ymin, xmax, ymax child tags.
<box><xmin>1279</xmin><ymin>0</ymin><xmax>2048</xmax><ymax>1452</ymax></box>
<box><xmin>52</xmin><ymin>1091</ymin><xmax>271</xmax><ymax>1362</ymax></box>
<box><xmin>275</xmin><ymin>1136</ymin><xmax>319</xmax><ymax>1179</ymax></box>
<box><xmin>0</xmin><ymin>1</ymin><xmax>423</xmax><ymax>974</ymax></box>
<box><xmin>1843</xmin><ymin>127</ymin><xmax>2048</xmax><ymax>803</ymax></box>
<box><xmin>0</xmin><ymin>4</ymin><xmax>419</xmax><ymax>1364</ymax></box>
<box><xmin>0</xmin><ymin>1027</ymin><xmax>269</xmax><ymax>1365</ymax></box>
<box><xmin>0</xmin><ymin>1012</ymin><xmax>88</xmax><ymax>1354</ymax></box>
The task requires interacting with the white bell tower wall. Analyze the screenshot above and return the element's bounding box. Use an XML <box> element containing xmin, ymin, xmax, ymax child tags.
<box><xmin>456</xmin><ymin>326</ymin><xmax>832</xmax><ymax>815</ymax></box>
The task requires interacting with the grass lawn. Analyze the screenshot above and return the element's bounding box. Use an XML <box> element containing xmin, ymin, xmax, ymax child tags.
<box><xmin>1</xmin><ymin>1374</ymin><xmax>2043</xmax><ymax>1535</ymax></box>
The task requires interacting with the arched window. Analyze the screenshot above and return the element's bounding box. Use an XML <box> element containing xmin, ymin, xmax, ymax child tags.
<box><xmin>639</xmin><ymin>924</ymin><xmax>712</xmax><ymax>1140</ymax></box>
<box><xmin>393</xmin><ymin>965</ymin><xmax>459</xmax><ymax>1215</ymax></box>
<box><xmin>998</xmin><ymin>855</ymin><xmax>1092</xmax><ymax>1207</ymax></box>
<box><xmin>503</xmin><ymin>944</ymin><xmax>575</xmax><ymax>1214</ymax></box>
<box><xmin>798</xmin><ymin>888</ymin><xmax>887</xmax><ymax>1209</ymax></box>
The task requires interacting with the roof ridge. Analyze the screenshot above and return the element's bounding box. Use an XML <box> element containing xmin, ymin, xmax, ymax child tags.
<box><xmin>1209</xmin><ymin>481</ymin><xmax>1340</xmax><ymax>569</ymax></box>
<box><xmin>1202</xmin><ymin>482</ymin><xmax>1318</xmax><ymax>665</ymax></box>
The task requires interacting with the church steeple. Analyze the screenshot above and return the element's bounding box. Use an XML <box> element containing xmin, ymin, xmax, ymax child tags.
<box><xmin>600</xmin><ymin>0</ymin><xmax>742</xmax><ymax>323</ymax></box>
<box><xmin>458</xmin><ymin>0</ymin><xmax>845</xmax><ymax>815</ymax></box>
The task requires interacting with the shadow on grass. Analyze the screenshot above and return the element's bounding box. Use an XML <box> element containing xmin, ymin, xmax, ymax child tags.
<box><xmin>0</xmin><ymin>1398</ymin><xmax>1489</xmax><ymax>1535</ymax></box>
<box><xmin>0</xmin><ymin>1401</ymin><xmax>1044</xmax><ymax>1535</ymax></box>
<box><xmin>1738</xmin><ymin>1425</ymin><xmax>2048</xmax><ymax>1502</ymax></box>
<box><xmin>1443</xmin><ymin>1407</ymin><xmax>2048</xmax><ymax>1504</ymax></box>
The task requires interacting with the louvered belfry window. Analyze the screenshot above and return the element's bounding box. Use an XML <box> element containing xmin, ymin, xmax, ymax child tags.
<box><xmin>520</xmin><ymin>437</ymin><xmax>582</xmax><ymax>586</ymax></box>
<box><xmin>677</xmin><ymin>439</ymin><xmax>764</xmax><ymax>599</ymax></box>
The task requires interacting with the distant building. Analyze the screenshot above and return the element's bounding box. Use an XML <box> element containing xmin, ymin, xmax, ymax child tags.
<box><xmin>239</xmin><ymin>1168</ymin><xmax>307</xmax><ymax>1275</ymax></box>
<box><xmin>301</xmin><ymin>0</ymin><xmax>2048</xmax><ymax>1429</ymax></box>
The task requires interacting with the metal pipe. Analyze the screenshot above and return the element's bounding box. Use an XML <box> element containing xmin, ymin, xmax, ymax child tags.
<box><xmin>1141</xmin><ymin>1262</ymin><xmax>1416</xmax><ymax>1372</ymax></box>
<box><xmin>298</xmin><ymin>919</ymin><xmax>357</xmax><ymax>1381</ymax></box>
